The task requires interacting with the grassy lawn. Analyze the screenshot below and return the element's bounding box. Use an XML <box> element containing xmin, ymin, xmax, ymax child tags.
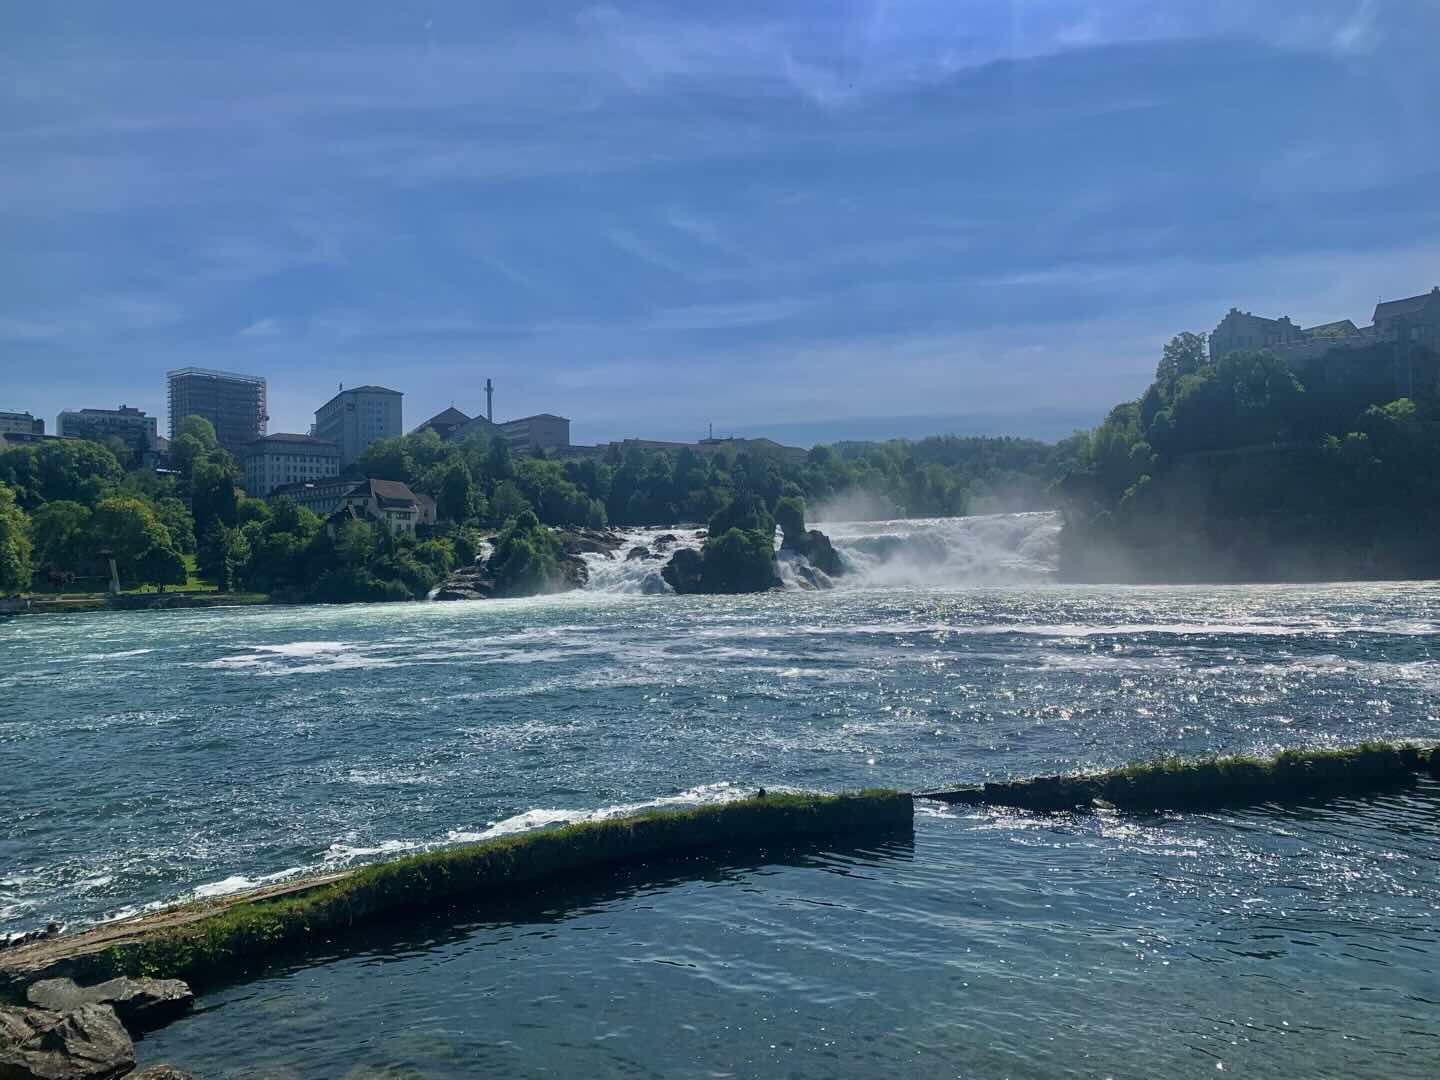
<box><xmin>27</xmin><ymin>553</ymin><xmax>221</xmax><ymax>597</ymax></box>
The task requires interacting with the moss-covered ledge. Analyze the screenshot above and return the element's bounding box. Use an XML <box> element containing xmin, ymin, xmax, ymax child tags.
<box><xmin>919</xmin><ymin>742</ymin><xmax>1438</xmax><ymax>813</ymax></box>
<box><xmin>1</xmin><ymin>791</ymin><xmax>911</xmax><ymax>994</ymax></box>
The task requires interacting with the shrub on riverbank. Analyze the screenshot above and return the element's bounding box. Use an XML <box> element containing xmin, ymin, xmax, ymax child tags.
<box><xmin>920</xmin><ymin>742</ymin><xmax>1438</xmax><ymax>812</ymax></box>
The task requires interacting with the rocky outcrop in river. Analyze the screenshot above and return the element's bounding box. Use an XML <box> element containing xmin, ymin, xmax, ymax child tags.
<box><xmin>434</xmin><ymin>526</ymin><xmax>625</xmax><ymax>601</ymax></box>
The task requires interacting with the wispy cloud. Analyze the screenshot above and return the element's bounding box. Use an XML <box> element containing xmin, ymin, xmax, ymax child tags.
<box><xmin>3</xmin><ymin>1</ymin><xmax>1438</xmax><ymax>441</ymax></box>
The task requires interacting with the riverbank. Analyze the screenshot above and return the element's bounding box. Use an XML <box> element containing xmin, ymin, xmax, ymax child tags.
<box><xmin>10</xmin><ymin>592</ymin><xmax>274</xmax><ymax>616</ymax></box>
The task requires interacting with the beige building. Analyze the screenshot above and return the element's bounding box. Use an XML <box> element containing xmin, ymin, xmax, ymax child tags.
<box><xmin>500</xmin><ymin>413</ymin><xmax>570</xmax><ymax>453</ymax></box>
<box><xmin>242</xmin><ymin>433</ymin><xmax>341</xmax><ymax>497</ymax></box>
<box><xmin>0</xmin><ymin>411</ymin><xmax>44</xmax><ymax>436</ymax></box>
<box><xmin>269</xmin><ymin>477</ymin><xmax>436</xmax><ymax>536</ymax></box>
<box><xmin>314</xmin><ymin>385</ymin><xmax>403</xmax><ymax>468</ymax></box>
<box><xmin>56</xmin><ymin>405</ymin><xmax>158</xmax><ymax>458</ymax></box>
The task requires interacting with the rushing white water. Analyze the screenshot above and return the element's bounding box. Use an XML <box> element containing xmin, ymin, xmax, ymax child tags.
<box><xmin>818</xmin><ymin>512</ymin><xmax>1062</xmax><ymax>587</ymax></box>
<box><xmin>577</xmin><ymin>512</ymin><xmax>1062</xmax><ymax>593</ymax></box>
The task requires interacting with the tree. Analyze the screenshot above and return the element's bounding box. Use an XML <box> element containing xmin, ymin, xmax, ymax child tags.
<box><xmin>0</xmin><ymin>482</ymin><xmax>32</xmax><ymax>592</ymax></box>
<box><xmin>30</xmin><ymin>501</ymin><xmax>93</xmax><ymax>572</ymax></box>
<box><xmin>154</xmin><ymin>497</ymin><xmax>197</xmax><ymax>555</ymax></box>
<box><xmin>91</xmin><ymin>497</ymin><xmax>173</xmax><ymax>572</ymax></box>
<box><xmin>487</xmin><ymin>510</ymin><xmax>565</xmax><ymax>596</ymax></box>
<box><xmin>198</xmin><ymin>521</ymin><xmax>249</xmax><ymax>591</ymax></box>
<box><xmin>0</xmin><ymin>439</ymin><xmax>123</xmax><ymax>509</ymax></box>
<box><xmin>486</xmin><ymin>436</ymin><xmax>514</xmax><ymax>486</ymax></box>
<box><xmin>489</xmin><ymin>480</ymin><xmax>531</xmax><ymax>525</ymax></box>
<box><xmin>177</xmin><ymin>415</ymin><xmax>220</xmax><ymax>447</ymax></box>
<box><xmin>334</xmin><ymin>518</ymin><xmax>379</xmax><ymax>568</ymax></box>
<box><xmin>355</xmin><ymin>438</ymin><xmax>415</xmax><ymax>483</ymax></box>
<box><xmin>190</xmin><ymin>459</ymin><xmax>239</xmax><ymax>539</ymax></box>
<box><xmin>135</xmin><ymin>545</ymin><xmax>188</xmax><ymax>590</ymax></box>
<box><xmin>1156</xmin><ymin>331</ymin><xmax>1208</xmax><ymax>386</ymax></box>
<box><xmin>438</xmin><ymin>459</ymin><xmax>479</xmax><ymax>523</ymax></box>
<box><xmin>90</xmin><ymin>498</ymin><xmax>169</xmax><ymax>567</ymax></box>
<box><xmin>700</xmin><ymin>527</ymin><xmax>778</xmax><ymax>593</ymax></box>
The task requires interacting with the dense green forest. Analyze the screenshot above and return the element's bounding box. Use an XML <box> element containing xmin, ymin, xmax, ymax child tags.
<box><xmin>1058</xmin><ymin>333</ymin><xmax>1440</xmax><ymax>581</ymax></box>
<box><xmin>350</xmin><ymin>426</ymin><xmax>1087</xmax><ymax>530</ymax></box>
<box><xmin>0</xmin><ymin>417</ymin><xmax>1082</xmax><ymax>601</ymax></box>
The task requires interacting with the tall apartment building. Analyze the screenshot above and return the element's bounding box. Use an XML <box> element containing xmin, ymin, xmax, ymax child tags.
<box><xmin>241</xmin><ymin>433</ymin><xmax>341</xmax><ymax>497</ymax></box>
<box><xmin>167</xmin><ymin>367</ymin><xmax>268</xmax><ymax>453</ymax></box>
<box><xmin>313</xmin><ymin>385</ymin><xmax>403</xmax><ymax>467</ymax></box>
<box><xmin>0</xmin><ymin>411</ymin><xmax>44</xmax><ymax>436</ymax></box>
<box><xmin>56</xmin><ymin>405</ymin><xmax>158</xmax><ymax>457</ymax></box>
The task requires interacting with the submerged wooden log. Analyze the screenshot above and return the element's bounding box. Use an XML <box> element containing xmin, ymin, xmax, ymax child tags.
<box><xmin>918</xmin><ymin>742</ymin><xmax>1438</xmax><ymax>813</ymax></box>
<box><xmin>0</xmin><ymin>791</ymin><xmax>911</xmax><ymax>996</ymax></box>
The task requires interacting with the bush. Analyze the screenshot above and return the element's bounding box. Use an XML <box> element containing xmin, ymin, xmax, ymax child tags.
<box><xmin>488</xmin><ymin>510</ymin><xmax>567</xmax><ymax>597</ymax></box>
<box><xmin>700</xmin><ymin>527</ymin><xmax>778</xmax><ymax>593</ymax></box>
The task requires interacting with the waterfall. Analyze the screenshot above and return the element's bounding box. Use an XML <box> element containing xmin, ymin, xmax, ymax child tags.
<box><xmin>575</xmin><ymin>513</ymin><xmax>1062</xmax><ymax>594</ymax></box>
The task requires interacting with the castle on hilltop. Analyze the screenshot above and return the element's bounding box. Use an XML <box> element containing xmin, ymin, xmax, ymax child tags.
<box><xmin>1210</xmin><ymin>286</ymin><xmax>1440</xmax><ymax>364</ymax></box>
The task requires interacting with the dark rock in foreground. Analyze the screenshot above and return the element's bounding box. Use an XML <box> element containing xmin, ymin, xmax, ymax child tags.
<box><xmin>0</xmin><ymin>1002</ymin><xmax>135</xmax><ymax>1079</ymax></box>
<box><xmin>127</xmin><ymin>1067</ymin><xmax>194</xmax><ymax>1080</ymax></box>
<box><xmin>27</xmin><ymin>977</ymin><xmax>193</xmax><ymax>1032</ymax></box>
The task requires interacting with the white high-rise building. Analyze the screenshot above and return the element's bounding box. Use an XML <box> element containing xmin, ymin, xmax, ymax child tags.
<box><xmin>313</xmin><ymin>385</ymin><xmax>403</xmax><ymax>468</ymax></box>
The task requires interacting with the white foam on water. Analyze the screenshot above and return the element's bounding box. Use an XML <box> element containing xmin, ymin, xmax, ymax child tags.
<box><xmin>579</xmin><ymin>528</ymin><xmax>702</xmax><ymax>594</ymax></box>
<box><xmin>76</xmin><ymin>648</ymin><xmax>155</xmax><ymax>661</ymax></box>
<box><xmin>578</xmin><ymin>514</ymin><xmax>1063</xmax><ymax>595</ymax></box>
<box><xmin>448</xmin><ymin>781</ymin><xmax>757</xmax><ymax>843</ymax></box>
<box><xmin>192</xmin><ymin>864</ymin><xmax>312</xmax><ymax>899</ymax></box>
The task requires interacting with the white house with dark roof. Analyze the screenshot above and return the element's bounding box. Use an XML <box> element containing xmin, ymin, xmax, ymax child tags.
<box><xmin>269</xmin><ymin>476</ymin><xmax>436</xmax><ymax>536</ymax></box>
<box><xmin>313</xmin><ymin>385</ymin><xmax>403</xmax><ymax>468</ymax></box>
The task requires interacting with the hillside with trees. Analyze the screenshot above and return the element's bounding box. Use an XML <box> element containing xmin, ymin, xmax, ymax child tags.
<box><xmin>0</xmin><ymin>409</ymin><xmax>1086</xmax><ymax>605</ymax></box>
<box><xmin>1058</xmin><ymin>334</ymin><xmax>1440</xmax><ymax>582</ymax></box>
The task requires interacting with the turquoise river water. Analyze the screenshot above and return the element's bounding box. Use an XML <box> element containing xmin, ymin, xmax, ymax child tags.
<box><xmin>2</xmin><ymin>516</ymin><xmax>1438</xmax><ymax>1078</ymax></box>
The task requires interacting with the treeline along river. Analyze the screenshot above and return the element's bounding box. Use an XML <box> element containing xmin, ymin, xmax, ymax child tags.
<box><xmin>2</xmin><ymin>516</ymin><xmax>1438</xmax><ymax>1077</ymax></box>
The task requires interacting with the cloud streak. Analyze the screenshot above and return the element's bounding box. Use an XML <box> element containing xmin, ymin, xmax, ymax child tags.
<box><xmin>2</xmin><ymin>1</ymin><xmax>1438</xmax><ymax>442</ymax></box>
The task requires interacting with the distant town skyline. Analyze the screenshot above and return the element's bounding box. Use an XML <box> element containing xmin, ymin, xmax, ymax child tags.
<box><xmin>5</xmin><ymin>1</ymin><xmax>1438</xmax><ymax>446</ymax></box>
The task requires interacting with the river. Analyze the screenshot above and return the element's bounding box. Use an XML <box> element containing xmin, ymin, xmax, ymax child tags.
<box><xmin>2</xmin><ymin>514</ymin><xmax>1438</xmax><ymax>1077</ymax></box>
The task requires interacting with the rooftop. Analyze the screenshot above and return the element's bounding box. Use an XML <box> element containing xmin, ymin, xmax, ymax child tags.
<box><xmin>1375</xmin><ymin>286</ymin><xmax>1440</xmax><ymax>321</ymax></box>
<box><xmin>245</xmin><ymin>432</ymin><xmax>339</xmax><ymax>449</ymax></box>
<box><xmin>166</xmin><ymin>367</ymin><xmax>266</xmax><ymax>385</ymax></box>
<box><xmin>318</xmin><ymin>385</ymin><xmax>404</xmax><ymax>413</ymax></box>
<box><xmin>412</xmin><ymin>406</ymin><xmax>472</xmax><ymax>434</ymax></box>
<box><xmin>503</xmin><ymin>413</ymin><xmax>570</xmax><ymax>424</ymax></box>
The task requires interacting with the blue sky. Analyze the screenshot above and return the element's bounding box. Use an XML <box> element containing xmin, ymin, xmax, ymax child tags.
<box><xmin>4</xmin><ymin>1</ymin><xmax>1438</xmax><ymax>446</ymax></box>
